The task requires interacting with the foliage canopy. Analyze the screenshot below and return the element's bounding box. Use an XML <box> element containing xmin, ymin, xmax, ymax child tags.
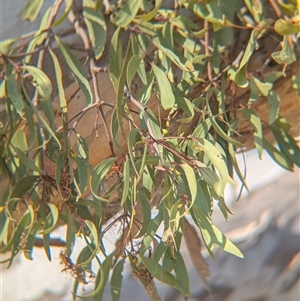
<box><xmin>0</xmin><ymin>0</ymin><xmax>299</xmax><ymax>299</ymax></box>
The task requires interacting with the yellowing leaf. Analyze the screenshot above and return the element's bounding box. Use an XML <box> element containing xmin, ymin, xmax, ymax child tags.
<box><xmin>274</xmin><ymin>19</ymin><xmax>300</xmax><ymax>35</ymax></box>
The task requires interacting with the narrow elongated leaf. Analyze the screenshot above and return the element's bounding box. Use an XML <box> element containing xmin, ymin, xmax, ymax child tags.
<box><xmin>74</xmin><ymin>157</ymin><xmax>88</xmax><ymax>194</ymax></box>
<box><xmin>10</xmin><ymin>176</ymin><xmax>39</xmax><ymax>198</ymax></box>
<box><xmin>263</xmin><ymin>138</ymin><xmax>293</xmax><ymax>170</ymax></box>
<box><xmin>113</xmin><ymin>0</ymin><xmax>141</xmax><ymax>27</ymax></box>
<box><xmin>83</xmin><ymin>7</ymin><xmax>106</xmax><ymax>60</ymax></box>
<box><xmin>211</xmin><ymin>117</ymin><xmax>243</xmax><ymax>147</ymax></box>
<box><xmin>109</xmin><ymin>28</ymin><xmax>122</xmax><ymax>91</ymax></box>
<box><xmin>77</xmin><ymin>199</ymin><xmax>103</xmax><ymax>220</ymax></box>
<box><xmin>152</xmin><ymin>64</ymin><xmax>175</xmax><ymax>110</ymax></box>
<box><xmin>85</xmin><ymin>220</ymin><xmax>99</xmax><ymax>247</ymax></box>
<box><xmin>176</xmin><ymin>97</ymin><xmax>194</xmax><ymax>123</ymax></box>
<box><xmin>174</xmin><ymin>252</ymin><xmax>190</xmax><ymax>297</ymax></box>
<box><xmin>48</xmin><ymin>47</ymin><xmax>67</xmax><ymax>112</ymax></box>
<box><xmin>138</xmin><ymin>210</ymin><xmax>163</xmax><ymax>264</ymax></box>
<box><xmin>241</xmin><ymin>109</ymin><xmax>263</xmax><ymax>158</ymax></box>
<box><xmin>6</xmin><ymin>74</ymin><xmax>24</xmax><ymax>118</ymax></box>
<box><xmin>143</xmin><ymin>258</ymin><xmax>182</xmax><ymax>291</ymax></box>
<box><xmin>211</xmin><ymin>224</ymin><xmax>244</xmax><ymax>258</ymax></box>
<box><xmin>271</xmin><ymin>118</ymin><xmax>300</xmax><ymax>167</ymax></box>
<box><xmin>90</xmin><ymin>157</ymin><xmax>117</xmax><ymax>201</ymax></box>
<box><xmin>131</xmin><ymin>35</ymin><xmax>147</xmax><ymax>85</ymax></box>
<box><xmin>135</xmin><ymin>192</ymin><xmax>151</xmax><ymax>238</ymax></box>
<box><xmin>178</xmin><ymin>163</ymin><xmax>197</xmax><ymax>208</ymax></box>
<box><xmin>92</xmin><ymin>254</ymin><xmax>113</xmax><ymax>300</ymax></box>
<box><xmin>52</xmin><ymin>0</ymin><xmax>73</xmax><ymax>27</ymax></box>
<box><xmin>22</xmin><ymin>0</ymin><xmax>44</xmax><ymax>22</ymax></box>
<box><xmin>152</xmin><ymin>35</ymin><xmax>194</xmax><ymax>72</ymax></box>
<box><xmin>267</xmin><ymin>90</ymin><xmax>280</xmax><ymax>124</ymax></box>
<box><xmin>137</xmin><ymin>0</ymin><xmax>162</xmax><ymax>21</ymax></box>
<box><xmin>234</xmin><ymin>30</ymin><xmax>257</xmax><ymax>87</ymax></box>
<box><xmin>197</xmin><ymin>138</ymin><xmax>236</xmax><ymax>186</ymax></box>
<box><xmin>55</xmin><ymin>36</ymin><xmax>92</xmax><ymax>105</ymax></box>
<box><xmin>127</xmin><ymin>55</ymin><xmax>142</xmax><ymax>87</ymax></box>
<box><xmin>41</xmin><ymin>203</ymin><xmax>59</xmax><ymax>235</ymax></box>
<box><xmin>22</xmin><ymin>85</ymin><xmax>62</xmax><ymax>149</ymax></box>
<box><xmin>110</xmin><ymin>259</ymin><xmax>125</xmax><ymax>301</ymax></box>
<box><xmin>121</xmin><ymin>156</ymin><xmax>130</xmax><ymax>206</ymax></box>
<box><xmin>24</xmin><ymin>65</ymin><xmax>52</xmax><ymax>100</ymax></box>
<box><xmin>66</xmin><ymin>210</ymin><xmax>76</xmax><ymax>255</ymax></box>
<box><xmin>116</xmin><ymin>39</ymin><xmax>132</xmax><ymax>138</ymax></box>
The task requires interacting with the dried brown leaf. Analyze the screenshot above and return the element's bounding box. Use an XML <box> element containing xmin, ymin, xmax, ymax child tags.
<box><xmin>183</xmin><ymin>217</ymin><xmax>210</xmax><ymax>289</ymax></box>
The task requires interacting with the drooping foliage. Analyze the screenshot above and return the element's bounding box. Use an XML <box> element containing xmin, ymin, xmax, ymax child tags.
<box><xmin>0</xmin><ymin>0</ymin><xmax>299</xmax><ymax>299</ymax></box>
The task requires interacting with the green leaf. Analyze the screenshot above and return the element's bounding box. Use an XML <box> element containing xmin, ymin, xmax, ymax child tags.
<box><xmin>83</xmin><ymin>7</ymin><xmax>106</xmax><ymax>60</ymax></box>
<box><xmin>66</xmin><ymin>210</ymin><xmax>76</xmax><ymax>255</ymax></box>
<box><xmin>21</xmin><ymin>85</ymin><xmax>62</xmax><ymax>150</ymax></box>
<box><xmin>274</xmin><ymin>19</ymin><xmax>300</xmax><ymax>35</ymax></box>
<box><xmin>127</xmin><ymin>128</ymin><xmax>140</xmax><ymax>176</ymax></box>
<box><xmin>0</xmin><ymin>38</ymin><xmax>17</xmax><ymax>54</ymax></box>
<box><xmin>85</xmin><ymin>220</ymin><xmax>99</xmax><ymax>247</ymax></box>
<box><xmin>10</xmin><ymin>175</ymin><xmax>39</xmax><ymax>198</ymax></box>
<box><xmin>113</xmin><ymin>0</ymin><xmax>141</xmax><ymax>27</ymax></box>
<box><xmin>152</xmin><ymin>64</ymin><xmax>175</xmax><ymax>110</ymax></box>
<box><xmin>241</xmin><ymin>109</ymin><xmax>263</xmax><ymax>158</ymax></box>
<box><xmin>77</xmin><ymin>198</ymin><xmax>103</xmax><ymax>221</ymax></box>
<box><xmin>127</xmin><ymin>55</ymin><xmax>142</xmax><ymax>87</ymax></box>
<box><xmin>76</xmin><ymin>245</ymin><xmax>94</xmax><ymax>270</ymax></box>
<box><xmin>90</xmin><ymin>157</ymin><xmax>117</xmax><ymax>201</ymax></box>
<box><xmin>234</xmin><ymin>30</ymin><xmax>258</xmax><ymax>87</ymax></box>
<box><xmin>152</xmin><ymin>35</ymin><xmax>194</xmax><ymax>72</ymax></box>
<box><xmin>24</xmin><ymin>65</ymin><xmax>52</xmax><ymax>100</ymax></box>
<box><xmin>138</xmin><ymin>210</ymin><xmax>163</xmax><ymax>264</ymax></box>
<box><xmin>55</xmin><ymin>36</ymin><xmax>92</xmax><ymax>105</ymax></box>
<box><xmin>48</xmin><ymin>47</ymin><xmax>67</xmax><ymax>112</ymax></box>
<box><xmin>249</xmin><ymin>76</ymin><xmax>273</xmax><ymax>103</ymax></box>
<box><xmin>116</xmin><ymin>39</ymin><xmax>132</xmax><ymax>138</ymax></box>
<box><xmin>74</xmin><ymin>157</ymin><xmax>88</xmax><ymax>194</ymax></box>
<box><xmin>55</xmin><ymin>151</ymin><xmax>66</xmax><ymax>198</ymax></box>
<box><xmin>137</xmin><ymin>0</ymin><xmax>162</xmax><ymax>21</ymax></box>
<box><xmin>192</xmin><ymin>118</ymin><xmax>212</xmax><ymax>139</ymax></box>
<box><xmin>121</xmin><ymin>156</ymin><xmax>130</xmax><ymax>206</ymax></box>
<box><xmin>52</xmin><ymin>0</ymin><xmax>73</xmax><ymax>27</ymax></box>
<box><xmin>211</xmin><ymin>224</ymin><xmax>244</xmax><ymax>258</ymax></box>
<box><xmin>176</xmin><ymin>97</ymin><xmax>195</xmax><ymax>123</ymax></box>
<box><xmin>270</xmin><ymin>118</ymin><xmax>300</xmax><ymax>167</ymax></box>
<box><xmin>22</xmin><ymin>0</ymin><xmax>44</xmax><ymax>22</ymax></box>
<box><xmin>131</xmin><ymin>35</ymin><xmax>147</xmax><ymax>85</ymax></box>
<box><xmin>6</xmin><ymin>74</ymin><xmax>24</xmax><ymax>118</ymax></box>
<box><xmin>110</xmin><ymin>259</ymin><xmax>125</xmax><ymax>301</ymax></box>
<box><xmin>271</xmin><ymin>35</ymin><xmax>296</xmax><ymax>65</ymax></box>
<box><xmin>142</xmin><ymin>258</ymin><xmax>182</xmax><ymax>291</ymax></box>
<box><xmin>196</xmin><ymin>138</ymin><xmax>236</xmax><ymax>186</ymax></box>
<box><xmin>267</xmin><ymin>90</ymin><xmax>280</xmax><ymax>124</ymax></box>
<box><xmin>40</xmin><ymin>203</ymin><xmax>59</xmax><ymax>235</ymax></box>
<box><xmin>92</xmin><ymin>254</ymin><xmax>113</xmax><ymax>300</ymax></box>
<box><xmin>15</xmin><ymin>147</ymin><xmax>42</xmax><ymax>173</ymax></box>
<box><xmin>210</xmin><ymin>117</ymin><xmax>243</xmax><ymax>147</ymax></box>
<box><xmin>43</xmin><ymin>233</ymin><xmax>51</xmax><ymax>261</ymax></box>
<box><xmin>178</xmin><ymin>163</ymin><xmax>197</xmax><ymax>208</ymax></box>
<box><xmin>263</xmin><ymin>138</ymin><xmax>293</xmax><ymax>171</ymax></box>
<box><xmin>174</xmin><ymin>252</ymin><xmax>190</xmax><ymax>297</ymax></box>
<box><xmin>135</xmin><ymin>192</ymin><xmax>151</xmax><ymax>238</ymax></box>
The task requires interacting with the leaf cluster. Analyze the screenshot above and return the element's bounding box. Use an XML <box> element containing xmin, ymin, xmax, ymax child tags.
<box><xmin>0</xmin><ymin>0</ymin><xmax>299</xmax><ymax>300</ymax></box>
